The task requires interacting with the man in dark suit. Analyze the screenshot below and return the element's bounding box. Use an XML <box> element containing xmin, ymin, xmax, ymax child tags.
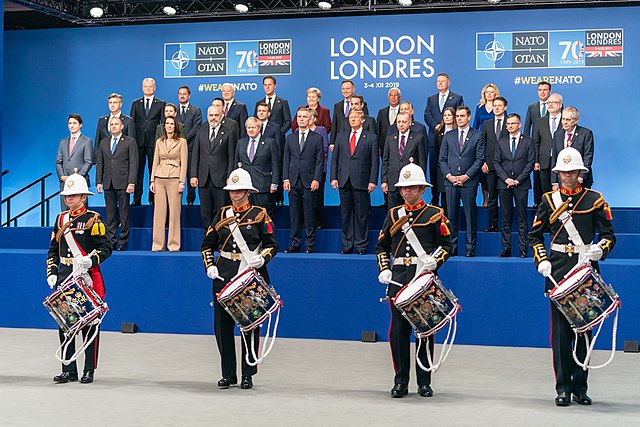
<box><xmin>129</xmin><ymin>77</ymin><xmax>165</xmax><ymax>205</ymax></box>
<box><xmin>221</xmin><ymin>83</ymin><xmax>249</xmax><ymax>139</ymax></box>
<box><xmin>330</xmin><ymin>80</ymin><xmax>369</xmax><ymax>144</ymax></box>
<box><xmin>381</xmin><ymin>112</ymin><xmax>427</xmax><ymax>208</ymax></box>
<box><xmin>533</xmin><ymin>93</ymin><xmax>563</xmax><ymax>198</ymax></box>
<box><xmin>388</xmin><ymin>101</ymin><xmax>427</xmax><ymax>137</ymax></box>
<box><xmin>256</xmin><ymin>101</ymin><xmax>285</xmax><ymax>209</ymax></box>
<box><xmin>190</xmin><ymin>106</ymin><xmax>236</xmax><ymax>229</ymax></box>
<box><xmin>234</xmin><ymin>117</ymin><xmax>280</xmax><ymax>217</ymax></box>
<box><xmin>332</xmin><ymin>94</ymin><xmax>376</xmax><ymax>141</ymax></box>
<box><xmin>213</xmin><ymin>98</ymin><xmax>240</xmax><ymax>143</ymax></box>
<box><xmin>493</xmin><ymin>113</ymin><xmax>535</xmax><ymax>258</ymax></box>
<box><xmin>56</xmin><ymin>114</ymin><xmax>93</xmax><ymax>210</ymax></box>
<box><xmin>94</xmin><ymin>93</ymin><xmax>135</xmax><ymax>164</ymax></box>
<box><xmin>330</xmin><ymin>110</ymin><xmax>379</xmax><ymax>255</ymax></box>
<box><xmin>424</xmin><ymin>73</ymin><xmax>464</xmax><ymax>204</ymax></box>
<box><xmin>551</xmin><ymin>106</ymin><xmax>595</xmax><ymax>189</ymax></box>
<box><xmin>282</xmin><ymin>108</ymin><xmax>324</xmax><ymax>253</ymax></box>
<box><xmin>253</xmin><ymin>76</ymin><xmax>292</xmax><ymax>137</ymax></box>
<box><xmin>524</xmin><ymin>81</ymin><xmax>552</xmax><ymax>207</ymax></box>
<box><xmin>481</xmin><ymin>96</ymin><xmax>509</xmax><ymax>232</ymax></box>
<box><xmin>95</xmin><ymin>117</ymin><xmax>138</xmax><ymax>251</ymax></box>
<box><xmin>377</xmin><ymin>88</ymin><xmax>402</xmax><ymax>156</ymax></box>
<box><xmin>177</xmin><ymin>85</ymin><xmax>202</xmax><ymax>206</ymax></box>
<box><xmin>439</xmin><ymin>106</ymin><xmax>485</xmax><ymax>257</ymax></box>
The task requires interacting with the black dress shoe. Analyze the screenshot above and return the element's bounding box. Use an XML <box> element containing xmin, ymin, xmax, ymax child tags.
<box><xmin>555</xmin><ymin>392</ymin><xmax>571</xmax><ymax>406</ymax></box>
<box><xmin>81</xmin><ymin>370</ymin><xmax>94</xmax><ymax>384</ymax></box>
<box><xmin>188</xmin><ymin>202</ymin><xmax>194</xmax><ymax>206</ymax></box>
<box><xmin>519</xmin><ymin>250</ymin><xmax>528</xmax><ymax>258</ymax></box>
<box><xmin>418</xmin><ymin>384</ymin><xmax>433</xmax><ymax>397</ymax></box>
<box><xmin>356</xmin><ymin>250</ymin><xmax>366</xmax><ymax>255</ymax></box>
<box><xmin>217</xmin><ymin>377</ymin><xmax>238</xmax><ymax>388</ymax></box>
<box><xmin>341</xmin><ymin>249</ymin><xmax>353</xmax><ymax>255</ymax></box>
<box><xmin>53</xmin><ymin>371</ymin><xmax>78</xmax><ymax>383</ymax></box>
<box><xmin>131</xmin><ymin>201</ymin><xmax>141</xmax><ymax>206</ymax></box>
<box><xmin>573</xmin><ymin>393</ymin><xmax>592</xmax><ymax>405</ymax></box>
<box><xmin>284</xmin><ymin>246</ymin><xmax>300</xmax><ymax>253</ymax></box>
<box><xmin>498</xmin><ymin>249</ymin><xmax>511</xmax><ymax>258</ymax></box>
<box><xmin>465</xmin><ymin>250</ymin><xmax>475</xmax><ymax>257</ymax></box>
<box><xmin>117</xmin><ymin>245</ymin><xmax>127</xmax><ymax>251</ymax></box>
<box><xmin>484</xmin><ymin>225</ymin><xmax>499</xmax><ymax>232</ymax></box>
<box><xmin>240</xmin><ymin>376</ymin><xmax>253</xmax><ymax>389</ymax></box>
<box><xmin>305</xmin><ymin>248</ymin><xmax>314</xmax><ymax>253</ymax></box>
<box><xmin>390</xmin><ymin>383</ymin><xmax>408</xmax><ymax>398</ymax></box>
<box><xmin>532</xmin><ymin>203</ymin><xmax>539</xmax><ymax>209</ymax></box>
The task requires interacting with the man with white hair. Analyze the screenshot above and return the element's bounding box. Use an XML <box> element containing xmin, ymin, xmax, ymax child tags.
<box><xmin>221</xmin><ymin>83</ymin><xmax>249</xmax><ymax>139</ymax></box>
<box><xmin>529</xmin><ymin>147</ymin><xmax>615</xmax><ymax>407</ymax></box>
<box><xmin>551</xmin><ymin>106</ymin><xmax>594</xmax><ymax>189</ymax></box>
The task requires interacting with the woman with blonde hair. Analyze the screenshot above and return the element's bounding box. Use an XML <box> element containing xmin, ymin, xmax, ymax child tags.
<box><xmin>291</xmin><ymin>87</ymin><xmax>332</xmax><ymax>133</ymax></box>
<box><xmin>472</xmin><ymin>83</ymin><xmax>501</xmax><ymax>130</ymax></box>
<box><xmin>150</xmin><ymin>116</ymin><xmax>188</xmax><ymax>252</ymax></box>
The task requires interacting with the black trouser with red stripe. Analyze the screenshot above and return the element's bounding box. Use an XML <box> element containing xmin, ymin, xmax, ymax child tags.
<box><xmin>58</xmin><ymin>325</ymin><xmax>100</xmax><ymax>373</ymax></box>
<box><xmin>389</xmin><ymin>302</ymin><xmax>434</xmax><ymax>386</ymax></box>
<box><xmin>550</xmin><ymin>301</ymin><xmax>591</xmax><ymax>394</ymax></box>
<box><xmin>213</xmin><ymin>296</ymin><xmax>260</xmax><ymax>379</ymax></box>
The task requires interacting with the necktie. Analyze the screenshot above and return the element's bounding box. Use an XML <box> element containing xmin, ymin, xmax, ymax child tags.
<box><xmin>439</xmin><ymin>93</ymin><xmax>446</xmax><ymax>111</ymax></box>
<box><xmin>541</xmin><ymin>102</ymin><xmax>547</xmax><ymax>117</ymax></box>
<box><xmin>350</xmin><ymin>130</ymin><xmax>357</xmax><ymax>156</ymax></box>
<box><xmin>511</xmin><ymin>136</ymin><xmax>517</xmax><ymax>159</ymax></box>
<box><xmin>209</xmin><ymin>127</ymin><xmax>215</xmax><ymax>141</ymax></box>
<box><xmin>267</xmin><ymin>97</ymin><xmax>273</xmax><ymax>109</ymax></box>
<box><xmin>567</xmin><ymin>132</ymin><xmax>573</xmax><ymax>147</ymax></box>
<box><xmin>181</xmin><ymin>106</ymin><xmax>186</xmax><ymax>118</ymax></box>
<box><xmin>299</xmin><ymin>132</ymin><xmax>306</xmax><ymax>151</ymax></box>
<box><xmin>458</xmin><ymin>130</ymin><xmax>465</xmax><ymax>152</ymax></box>
<box><xmin>145</xmin><ymin>98</ymin><xmax>150</xmax><ymax>115</ymax></box>
<box><xmin>399</xmin><ymin>134</ymin><xmax>406</xmax><ymax>158</ymax></box>
<box><xmin>249</xmin><ymin>139</ymin><xmax>256</xmax><ymax>162</ymax></box>
<box><xmin>262</xmin><ymin>123</ymin><xmax>267</xmax><ymax>136</ymax></box>
<box><xmin>551</xmin><ymin>116</ymin><xmax>557</xmax><ymax>136</ymax></box>
<box><xmin>224</xmin><ymin>103</ymin><xmax>229</xmax><ymax>117</ymax></box>
<box><xmin>111</xmin><ymin>137</ymin><xmax>118</xmax><ymax>154</ymax></box>
<box><xmin>344</xmin><ymin>100</ymin><xmax>351</xmax><ymax>118</ymax></box>
<box><xmin>495</xmin><ymin>119</ymin><xmax>502</xmax><ymax>138</ymax></box>
<box><xmin>390</xmin><ymin>107</ymin><xmax>397</xmax><ymax>125</ymax></box>
<box><xmin>69</xmin><ymin>136</ymin><xmax>76</xmax><ymax>155</ymax></box>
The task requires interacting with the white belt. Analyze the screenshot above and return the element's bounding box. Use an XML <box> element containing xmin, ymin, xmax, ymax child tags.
<box><xmin>550</xmin><ymin>243</ymin><xmax>590</xmax><ymax>255</ymax></box>
<box><xmin>392</xmin><ymin>256</ymin><xmax>419</xmax><ymax>266</ymax></box>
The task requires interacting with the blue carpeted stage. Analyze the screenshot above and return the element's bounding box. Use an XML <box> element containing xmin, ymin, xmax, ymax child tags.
<box><xmin>1</xmin><ymin>206</ymin><xmax>637</xmax><ymax>350</ymax></box>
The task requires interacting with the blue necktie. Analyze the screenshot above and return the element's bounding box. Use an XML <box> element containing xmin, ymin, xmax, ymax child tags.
<box><xmin>145</xmin><ymin>98</ymin><xmax>150</xmax><ymax>115</ymax></box>
<box><xmin>249</xmin><ymin>139</ymin><xmax>256</xmax><ymax>162</ymax></box>
<box><xmin>111</xmin><ymin>137</ymin><xmax>118</xmax><ymax>154</ymax></box>
<box><xmin>511</xmin><ymin>137</ymin><xmax>517</xmax><ymax>159</ymax></box>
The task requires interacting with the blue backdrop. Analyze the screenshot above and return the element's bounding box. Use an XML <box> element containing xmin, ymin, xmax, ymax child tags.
<box><xmin>3</xmin><ymin>5</ymin><xmax>639</xmax><ymax>224</ymax></box>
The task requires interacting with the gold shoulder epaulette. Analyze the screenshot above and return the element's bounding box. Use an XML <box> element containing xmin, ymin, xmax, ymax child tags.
<box><xmin>215</xmin><ymin>216</ymin><xmax>236</xmax><ymax>231</ymax></box>
<box><xmin>424</xmin><ymin>206</ymin><xmax>444</xmax><ymax>226</ymax></box>
<box><xmin>549</xmin><ymin>197</ymin><xmax>570</xmax><ymax>224</ymax></box>
<box><xmin>390</xmin><ymin>215</ymin><xmax>410</xmax><ymax>236</ymax></box>
<box><xmin>573</xmin><ymin>191</ymin><xmax>605</xmax><ymax>214</ymax></box>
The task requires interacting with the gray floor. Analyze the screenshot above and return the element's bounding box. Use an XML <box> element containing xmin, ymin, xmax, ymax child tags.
<box><xmin>1</xmin><ymin>328</ymin><xmax>639</xmax><ymax>426</ymax></box>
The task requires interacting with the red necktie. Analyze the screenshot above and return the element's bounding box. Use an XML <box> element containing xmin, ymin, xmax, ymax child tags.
<box><xmin>224</xmin><ymin>103</ymin><xmax>229</xmax><ymax>117</ymax></box>
<box><xmin>350</xmin><ymin>130</ymin><xmax>357</xmax><ymax>156</ymax></box>
<box><xmin>69</xmin><ymin>136</ymin><xmax>77</xmax><ymax>155</ymax></box>
<box><xmin>567</xmin><ymin>132</ymin><xmax>573</xmax><ymax>147</ymax></box>
<box><xmin>399</xmin><ymin>134</ymin><xmax>406</xmax><ymax>157</ymax></box>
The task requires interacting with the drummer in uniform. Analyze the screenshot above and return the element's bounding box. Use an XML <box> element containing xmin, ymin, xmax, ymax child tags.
<box><xmin>529</xmin><ymin>147</ymin><xmax>615</xmax><ymax>407</ymax></box>
<box><xmin>201</xmin><ymin>166</ymin><xmax>278</xmax><ymax>390</ymax></box>
<box><xmin>375</xmin><ymin>161</ymin><xmax>454</xmax><ymax>398</ymax></box>
<box><xmin>46</xmin><ymin>172</ymin><xmax>112</xmax><ymax>384</ymax></box>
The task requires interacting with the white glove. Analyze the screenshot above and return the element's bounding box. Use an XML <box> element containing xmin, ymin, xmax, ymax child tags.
<box><xmin>419</xmin><ymin>255</ymin><xmax>438</xmax><ymax>272</ymax></box>
<box><xmin>207</xmin><ymin>266</ymin><xmax>223</xmax><ymax>280</ymax></box>
<box><xmin>47</xmin><ymin>275</ymin><xmax>57</xmax><ymax>289</ymax></box>
<box><xmin>378</xmin><ymin>269</ymin><xmax>393</xmax><ymax>285</ymax></box>
<box><xmin>537</xmin><ymin>260</ymin><xmax>552</xmax><ymax>278</ymax></box>
<box><xmin>585</xmin><ymin>244</ymin><xmax>603</xmax><ymax>261</ymax></box>
<box><xmin>247</xmin><ymin>254</ymin><xmax>265</xmax><ymax>269</ymax></box>
<box><xmin>76</xmin><ymin>255</ymin><xmax>93</xmax><ymax>269</ymax></box>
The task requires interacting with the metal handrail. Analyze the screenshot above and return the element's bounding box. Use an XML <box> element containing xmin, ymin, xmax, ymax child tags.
<box><xmin>1</xmin><ymin>170</ymin><xmax>8</xmax><ymax>176</ymax></box>
<box><xmin>2</xmin><ymin>172</ymin><xmax>58</xmax><ymax>227</ymax></box>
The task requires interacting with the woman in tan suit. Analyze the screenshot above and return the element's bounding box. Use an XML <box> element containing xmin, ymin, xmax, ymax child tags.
<box><xmin>150</xmin><ymin>116</ymin><xmax>188</xmax><ymax>251</ymax></box>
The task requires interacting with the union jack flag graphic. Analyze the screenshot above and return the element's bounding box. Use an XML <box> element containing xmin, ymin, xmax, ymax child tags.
<box><xmin>259</xmin><ymin>55</ymin><xmax>291</xmax><ymax>66</ymax></box>
<box><xmin>586</xmin><ymin>45</ymin><xmax>622</xmax><ymax>58</ymax></box>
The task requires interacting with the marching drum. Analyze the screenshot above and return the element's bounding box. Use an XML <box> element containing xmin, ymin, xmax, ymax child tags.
<box><xmin>217</xmin><ymin>268</ymin><xmax>282</xmax><ymax>332</ymax></box>
<box><xmin>393</xmin><ymin>271</ymin><xmax>461</xmax><ymax>338</ymax></box>
<box><xmin>549</xmin><ymin>263</ymin><xmax>620</xmax><ymax>334</ymax></box>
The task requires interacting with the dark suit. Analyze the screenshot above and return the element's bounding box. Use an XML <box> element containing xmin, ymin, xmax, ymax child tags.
<box><xmin>424</xmin><ymin>91</ymin><xmax>464</xmax><ymax>203</ymax></box>
<box><xmin>481</xmin><ymin>117</ymin><xmax>509</xmax><ymax>228</ymax></box>
<box><xmin>261</xmin><ymin>121</ymin><xmax>286</xmax><ymax>207</ymax></box>
<box><xmin>551</xmin><ymin>125</ymin><xmax>594</xmax><ymax>188</ymax></box>
<box><xmin>93</xmin><ymin>114</ymin><xmax>135</xmax><ymax>164</ymax></box>
<box><xmin>224</xmin><ymin>100</ymin><xmax>249</xmax><ymax>139</ymax></box>
<box><xmin>333</xmin><ymin>113</ymin><xmax>377</xmax><ymax>140</ymax></box>
<box><xmin>493</xmin><ymin>134</ymin><xmax>535</xmax><ymax>253</ymax></box>
<box><xmin>532</xmin><ymin>114</ymin><xmax>560</xmax><ymax>197</ymax></box>
<box><xmin>524</xmin><ymin>100</ymin><xmax>548</xmax><ymax>205</ymax></box>
<box><xmin>130</xmin><ymin>96</ymin><xmax>166</xmax><ymax>204</ymax></box>
<box><xmin>387</xmin><ymin>120</ymin><xmax>427</xmax><ymax>138</ymax></box>
<box><xmin>177</xmin><ymin>103</ymin><xmax>203</xmax><ymax>205</ymax></box>
<box><xmin>220</xmin><ymin>117</ymin><xmax>240</xmax><ymax>143</ymax></box>
<box><xmin>254</xmin><ymin>96</ymin><xmax>292</xmax><ymax>136</ymax></box>
<box><xmin>283</xmin><ymin>130</ymin><xmax>324</xmax><ymax>250</ymax></box>
<box><xmin>439</xmin><ymin>127</ymin><xmax>485</xmax><ymax>254</ymax></box>
<box><xmin>56</xmin><ymin>133</ymin><xmax>93</xmax><ymax>209</ymax></box>
<box><xmin>96</xmin><ymin>135</ymin><xmax>138</xmax><ymax>248</ymax></box>
<box><xmin>191</xmin><ymin>124</ymin><xmax>236</xmax><ymax>228</ymax></box>
<box><xmin>330</xmin><ymin>130</ymin><xmax>379</xmax><ymax>253</ymax></box>
<box><xmin>330</xmin><ymin>99</ymin><xmax>369</xmax><ymax>143</ymax></box>
<box><xmin>234</xmin><ymin>135</ymin><xmax>280</xmax><ymax>216</ymax></box>
<box><xmin>382</xmin><ymin>130</ymin><xmax>427</xmax><ymax>208</ymax></box>
<box><xmin>376</xmin><ymin>106</ymin><xmax>395</xmax><ymax>155</ymax></box>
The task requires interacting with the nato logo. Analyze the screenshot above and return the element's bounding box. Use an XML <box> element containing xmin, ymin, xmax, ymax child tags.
<box><xmin>477</xmin><ymin>33</ymin><xmax>512</xmax><ymax>69</ymax></box>
<box><xmin>165</xmin><ymin>43</ymin><xmax>197</xmax><ymax>77</ymax></box>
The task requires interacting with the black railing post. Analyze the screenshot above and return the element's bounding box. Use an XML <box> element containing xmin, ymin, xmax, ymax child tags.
<box><xmin>40</xmin><ymin>180</ymin><xmax>46</xmax><ymax>226</ymax></box>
